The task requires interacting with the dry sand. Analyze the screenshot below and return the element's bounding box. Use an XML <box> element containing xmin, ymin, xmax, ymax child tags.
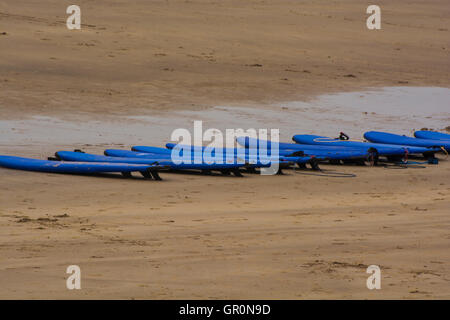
<box><xmin>0</xmin><ymin>158</ymin><xmax>449</xmax><ymax>299</ymax></box>
<box><xmin>0</xmin><ymin>0</ymin><xmax>449</xmax><ymax>299</ymax></box>
<box><xmin>0</xmin><ymin>0</ymin><xmax>449</xmax><ymax>118</ymax></box>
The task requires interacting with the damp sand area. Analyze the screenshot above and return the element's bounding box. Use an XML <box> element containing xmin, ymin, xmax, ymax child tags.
<box><xmin>1</xmin><ymin>87</ymin><xmax>449</xmax><ymax>156</ymax></box>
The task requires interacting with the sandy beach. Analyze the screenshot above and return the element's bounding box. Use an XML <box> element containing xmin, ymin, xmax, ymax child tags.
<box><xmin>1</xmin><ymin>158</ymin><xmax>450</xmax><ymax>299</ymax></box>
<box><xmin>0</xmin><ymin>0</ymin><xmax>449</xmax><ymax>299</ymax></box>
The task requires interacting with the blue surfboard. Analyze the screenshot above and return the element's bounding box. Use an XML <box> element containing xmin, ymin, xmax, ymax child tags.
<box><xmin>106</xmin><ymin>149</ymin><xmax>291</xmax><ymax>170</ymax></box>
<box><xmin>57</xmin><ymin>151</ymin><xmax>246</xmax><ymax>172</ymax></box>
<box><xmin>235</xmin><ymin>137</ymin><xmax>371</xmax><ymax>160</ymax></box>
<box><xmin>106</xmin><ymin>149</ymin><xmax>176</xmax><ymax>159</ymax></box>
<box><xmin>414</xmin><ymin>130</ymin><xmax>450</xmax><ymax>141</ymax></box>
<box><xmin>236</xmin><ymin>137</ymin><xmax>363</xmax><ymax>151</ymax></box>
<box><xmin>131</xmin><ymin>146</ymin><xmax>299</xmax><ymax>166</ymax></box>
<box><xmin>163</xmin><ymin>143</ymin><xmax>316</xmax><ymax>164</ymax></box>
<box><xmin>292</xmin><ymin>134</ymin><xmax>439</xmax><ymax>156</ymax></box>
<box><xmin>364</xmin><ymin>131</ymin><xmax>450</xmax><ymax>151</ymax></box>
<box><xmin>131</xmin><ymin>146</ymin><xmax>172</xmax><ymax>155</ymax></box>
<box><xmin>0</xmin><ymin>155</ymin><xmax>162</xmax><ymax>179</ymax></box>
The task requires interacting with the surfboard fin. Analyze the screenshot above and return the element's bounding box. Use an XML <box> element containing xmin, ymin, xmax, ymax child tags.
<box><xmin>149</xmin><ymin>170</ymin><xmax>162</xmax><ymax>180</ymax></box>
<box><xmin>140</xmin><ymin>170</ymin><xmax>152</xmax><ymax>179</ymax></box>
<box><xmin>232</xmin><ymin>169</ymin><xmax>244</xmax><ymax>177</ymax></box>
<box><xmin>121</xmin><ymin>172</ymin><xmax>132</xmax><ymax>178</ymax></box>
<box><xmin>245</xmin><ymin>167</ymin><xmax>258</xmax><ymax>174</ymax></box>
<box><xmin>297</xmin><ymin>163</ymin><xmax>307</xmax><ymax>169</ymax></box>
<box><xmin>309</xmin><ymin>158</ymin><xmax>321</xmax><ymax>171</ymax></box>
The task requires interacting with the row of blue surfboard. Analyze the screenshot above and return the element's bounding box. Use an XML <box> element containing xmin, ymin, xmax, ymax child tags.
<box><xmin>0</xmin><ymin>130</ymin><xmax>448</xmax><ymax>179</ymax></box>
